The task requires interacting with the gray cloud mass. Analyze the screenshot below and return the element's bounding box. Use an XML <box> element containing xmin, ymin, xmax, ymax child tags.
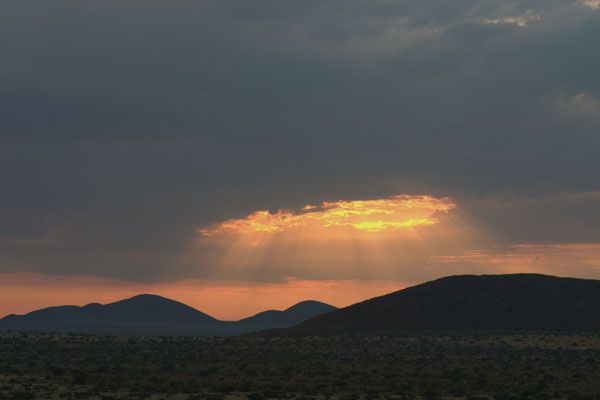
<box><xmin>1</xmin><ymin>0</ymin><xmax>599</xmax><ymax>282</ymax></box>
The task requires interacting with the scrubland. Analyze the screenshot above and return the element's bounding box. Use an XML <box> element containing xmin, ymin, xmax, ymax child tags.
<box><xmin>1</xmin><ymin>332</ymin><xmax>599</xmax><ymax>400</ymax></box>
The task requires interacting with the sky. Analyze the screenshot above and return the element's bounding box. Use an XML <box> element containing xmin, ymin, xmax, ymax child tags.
<box><xmin>1</xmin><ymin>0</ymin><xmax>600</xmax><ymax>319</ymax></box>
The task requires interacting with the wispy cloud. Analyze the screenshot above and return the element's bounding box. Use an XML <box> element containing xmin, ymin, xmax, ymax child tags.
<box><xmin>583</xmin><ymin>0</ymin><xmax>600</xmax><ymax>9</ymax></box>
<box><xmin>557</xmin><ymin>93</ymin><xmax>600</xmax><ymax>119</ymax></box>
<box><xmin>437</xmin><ymin>243</ymin><xmax>600</xmax><ymax>277</ymax></box>
<box><xmin>482</xmin><ymin>10</ymin><xmax>541</xmax><ymax>27</ymax></box>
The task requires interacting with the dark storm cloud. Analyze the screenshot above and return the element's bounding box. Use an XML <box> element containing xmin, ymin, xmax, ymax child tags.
<box><xmin>1</xmin><ymin>0</ymin><xmax>599</xmax><ymax>281</ymax></box>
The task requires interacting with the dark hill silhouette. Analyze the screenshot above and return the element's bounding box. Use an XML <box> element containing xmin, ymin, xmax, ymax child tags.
<box><xmin>252</xmin><ymin>274</ymin><xmax>600</xmax><ymax>336</ymax></box>
<box><xmin>235</xmin><ymin>300</ymin><xmax>337</xmax><ymax>331</ymax></box>
<box><xmin>19</xmin><ymin>294</ymin><xmax>217</xmax><ymax>323</ymax></box>
<box><xmin>0</xmin><ymin>295</ymin><xmax>336</xmax><ymax>336</ymax></box>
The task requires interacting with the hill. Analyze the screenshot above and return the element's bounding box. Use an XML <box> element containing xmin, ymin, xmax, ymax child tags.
<box><xmin>0</xmin><ymin>295</ymin><xmax>336</xmax><ymax>336</ymax></box>
<box><xmin>253</xmin><ymin>274</ymin><xmax>600</xmax><ymax>336</ymax></box>
<box><xmin>234</xmin><ymin>300</ymin><xmax>337</xmax><ymax>332</ymax></box>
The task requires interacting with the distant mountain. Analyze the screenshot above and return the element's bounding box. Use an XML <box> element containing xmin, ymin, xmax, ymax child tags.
<box><xmin>0</xmin><ymin>295</ymin><xmax>336</xmax><ymax>336</ymax></box>
<box><xmin>0</xmin><ymin>294</ymin><xmax>218</xmax><ymax>336</ymax></box>
<box><xmin>252</xmin><ymin>274</ymin><xmax>600</xmax><ymax>336</ymax></box>
<box><xmin>234</xmin><ymin>300</ymin><xmax>337</xmax><ymax>332</ymax></box>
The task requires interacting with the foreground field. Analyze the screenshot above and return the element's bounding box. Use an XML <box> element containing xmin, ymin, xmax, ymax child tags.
<box><xmin>1</xmin><ymin>332</ymin><xmax>599</xmax><ymax>400</ymax></box>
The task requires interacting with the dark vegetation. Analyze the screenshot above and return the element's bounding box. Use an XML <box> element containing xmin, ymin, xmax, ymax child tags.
<box><xmin>256</xmin><ymin>274</ymin><xmax>600</xmax><ymax>336</ymax></box>
<box><xmin>2</xmin><ymin>274</ymin><xmax>600</xmax><ymax>399</ymax></box>
<box><xmin>0</xmin><ymin>296</ymin><xmax>336</xmax><ymax>336</ymax></box>
<box><xmin>1</xmin><ymin>332</ymin><xmax>600</xmax><ymax>399</ymax></box>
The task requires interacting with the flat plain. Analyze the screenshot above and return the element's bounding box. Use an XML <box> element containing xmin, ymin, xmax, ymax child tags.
<box><xmin>1</xmin><ymin>332</ymin><xmax>599</xmax><ymax>400</ymax></box>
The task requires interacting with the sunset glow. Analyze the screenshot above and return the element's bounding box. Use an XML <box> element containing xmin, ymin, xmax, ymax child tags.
<box><xmin>0</xmin><ymin>273</ymin><xmax>402</xmax><ymax>320</ymax></box>
<box><xmin>436</xmin><ymin>243</ymin><xmax>600</xmax><ymax>277</ymax></box>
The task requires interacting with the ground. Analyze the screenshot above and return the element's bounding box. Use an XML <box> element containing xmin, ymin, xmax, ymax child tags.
<box><xmin>1</xmin><ymin>332</ymin><xmax>599</xmax><ymax>400</ymax></box>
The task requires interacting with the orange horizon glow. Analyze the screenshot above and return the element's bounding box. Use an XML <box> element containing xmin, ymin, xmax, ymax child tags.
<box><xmin>0</xmin><ymin>273</ymin><xmax>404</xmax><ymax>320</ymax></box>
<box><xmin>198</xmin><ymin>195</ymin><xmax>456</xmax><ymax>236</ymax></box>
<box><xmin>436</xmin><ymin>243</ymin><xmax>600</xmax><ymax>277</ymax></box>
<box><xmin>4</xmin><ymin>239</ymin><xmax>600</xmax><ymax>319</ymax></box>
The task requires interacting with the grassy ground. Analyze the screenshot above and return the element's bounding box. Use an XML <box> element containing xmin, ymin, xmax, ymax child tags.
<box><xmin>1</xmin><ymin>332</ymin><xmax>599</xmax><ymax>400</ymax></box>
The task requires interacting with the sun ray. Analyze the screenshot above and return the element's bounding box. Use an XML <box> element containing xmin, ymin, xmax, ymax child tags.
<box><xmin>187</xmin><ymin>194</ymin><xmax>475</xmax><ymax>283</ymax></box>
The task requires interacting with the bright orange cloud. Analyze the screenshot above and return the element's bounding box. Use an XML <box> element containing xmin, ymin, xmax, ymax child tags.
<box><xmin>198</xmin><ymin>195</ymin><xmax>455</xmax><ymax>235</ymax></box>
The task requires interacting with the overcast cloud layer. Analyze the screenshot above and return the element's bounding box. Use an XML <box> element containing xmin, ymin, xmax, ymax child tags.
<box><xmin>1</xmin><ymin>0</ymin><xmax>599</xmax><ymax>283</ymax></box>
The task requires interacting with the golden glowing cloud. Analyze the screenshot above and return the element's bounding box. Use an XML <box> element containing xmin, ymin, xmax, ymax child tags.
<box><xmin>198</xmin><ymin>195</ymin><xmax>455</xmax><ymax>236</ymax></box>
